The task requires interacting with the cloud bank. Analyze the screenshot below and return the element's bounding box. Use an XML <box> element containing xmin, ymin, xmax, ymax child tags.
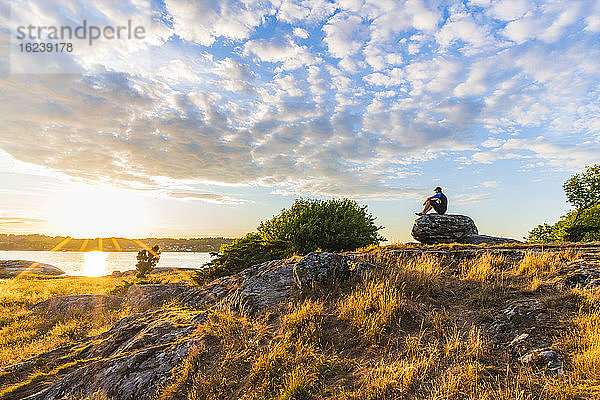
<box><xmin>1</xmin><ymin>0</ymin><xmax>599</xmax><ymax>201</ymax></box>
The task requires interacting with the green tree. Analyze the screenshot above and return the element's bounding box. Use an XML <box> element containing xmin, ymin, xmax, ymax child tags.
<box><xmin>135</xmin><ymin>245</ymin><xmax>161</xmax><ymax>278</ymax></box>
<box><xmin>192</xmin><ymin>198</ymin><xmax>384</xmax><ymax>284</ymax></box>
<box><xmin>528</xmin><ymin>164</ymin><xmax>600</xmax><ymax>242</ymax></box>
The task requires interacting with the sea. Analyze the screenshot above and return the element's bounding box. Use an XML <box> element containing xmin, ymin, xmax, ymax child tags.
<box><xmin>0</xmin><ymin>251</ymin><xmax>213</xmax><ymax>277</ymax></box>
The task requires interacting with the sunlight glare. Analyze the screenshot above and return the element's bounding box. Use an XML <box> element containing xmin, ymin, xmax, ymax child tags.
<box><xmin>83</xmin><ymin>251</ymin><xmax>108</xmax><ymax>277</ymax></box>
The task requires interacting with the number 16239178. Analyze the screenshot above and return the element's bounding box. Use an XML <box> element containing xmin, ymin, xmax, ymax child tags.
<box><xmin>19</xmin><ymin>42</ymin><xmax>73</xmax><ymax>52</ymax></box>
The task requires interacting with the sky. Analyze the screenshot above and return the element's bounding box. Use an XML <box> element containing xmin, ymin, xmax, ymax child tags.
<box><xmin>0</xmin><ymin>0</ymin><xmax>599</xmax><ymax>242</ymax></box>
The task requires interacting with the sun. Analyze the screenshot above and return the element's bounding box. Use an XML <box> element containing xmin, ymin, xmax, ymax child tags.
<box><xmin>49</xmin><ymin>183</ymin><xmax>146</xmax><ymax>238</ymax></box>
<box><xmin>83</xmin><ymin>251</ymin><xmax>108</xmax><ymax>277</ymax></box>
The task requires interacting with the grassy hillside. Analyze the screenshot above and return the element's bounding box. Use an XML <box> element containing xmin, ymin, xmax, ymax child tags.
<box><xmin>2</xmin><ymin>244</ymin><xmax>600</xmax><ymax>399</ymax></box>
<box><xmin>158</xmin><ymin>245</ymin><xmax>600</xmax><ymax>400</ymax></box>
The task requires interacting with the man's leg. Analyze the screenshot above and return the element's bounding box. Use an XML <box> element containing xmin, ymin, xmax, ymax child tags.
<box><xmin>419</xmin><ymin>199</ymin><xmax>433</xmax><ymax>214</ymax></box>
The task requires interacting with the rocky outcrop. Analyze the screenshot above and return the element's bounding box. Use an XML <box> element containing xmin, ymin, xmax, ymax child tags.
<box><xmin>0</xmin><ymin>260</ymin><xmax>64</xmax><ymax>277</ymax></box>
<box><xmin>491</xmin><ymin>298</ymin><xmax>564</xmax><ymax>376</ymax></box>
<box><xmin>411</xmin><ymin>214</ymin><xmax>520</xmax><ymax>245</ymax></box>
<box><xmin>29</xmin><ymin>294</ymin><xmax>122</xmax><ymax>316</ymax></box>
<box><xmin>223</xmin><ymin>251</ymin><xmax>372</xmax><ymax>313</ymax></box>
<box><xmin>1</xmin><ymin>252</ymin><xmax>376</xmax><ymax>400</ymax></box>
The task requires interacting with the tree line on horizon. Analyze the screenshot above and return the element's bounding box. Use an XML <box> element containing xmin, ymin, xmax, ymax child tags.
<box><xmin>0</xmin><ymin>235</ymin><xmax>233</xmax><ymax>252</ymax></box>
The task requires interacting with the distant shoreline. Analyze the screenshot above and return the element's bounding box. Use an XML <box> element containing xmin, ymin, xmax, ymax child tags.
<box><xmin>0</xmin><ymin>234</ymin><xmax>235</xmax><ymax>252</ymax></box>
<box><xmin>0</xmin><ymin>249</ymin><xmax>212</xmax><ymax>252</ymax></box>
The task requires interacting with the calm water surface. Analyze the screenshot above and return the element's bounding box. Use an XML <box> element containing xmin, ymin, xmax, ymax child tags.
<box><xmin>0</xmin><ymin>251</ymin><xmax>213</xmax><ymax>276</ymax></box>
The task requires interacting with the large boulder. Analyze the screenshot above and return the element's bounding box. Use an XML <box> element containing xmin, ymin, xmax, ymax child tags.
<box><xmin>0</xmin><ymin>260</ymin><xmax>64</xmax><ymax>277</ymax></box>
<box><xmin>411</xmin><ymin>214</ymin><xmax>520</xmax><ymax>245</ymax></box>
<box><xmin>29</xmin><ymin>294</ymin><xmax>123</xmax><ymax>316</ymax></box>
<box><xmin>411</xmin><ymin>214</ymin><xmax>478</xmax><ymax>244</ymax></box>
<box><xmin>125</xmin><ymin>283</ymin><xmax>191</xmax><ymax>311</ymax></box>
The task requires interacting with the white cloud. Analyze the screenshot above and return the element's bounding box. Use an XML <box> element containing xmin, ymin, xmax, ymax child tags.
<box><xmin>244</xmin><ymin>36</ymin><xmax>315</xmax><ymax>70</ymax></box>
<box><xmin>168</xmin><ymin>192</ymin><xmax>250</xmax><ymax>205</ymax></box>
<box><xmin>166</xmin><ymin>0</ymin><xmax>274</xmax><ymax>45</ymax></box>
<box><xmin>436</xmin><ymin>11</ymin><xmax>491</xmax><ymax>50</ymax></box>
<box><xmin>452</xmin><ymin>193</ymin><xmax>492</xmax><ymax>204</ymax></box>
<box><xmin>322</xmin><ymin>11</ymin><xmax>366</xmax><ymax>59</ymax></box>
<box><xmin>0</xmin><ymin>0</ymin><xmax>599</xmax><ymax>203</ymax></box>
<box><xmin>501</xmin><ymin>2</ymin><xmax>582</xmax><ymax>44</ymax></box>
<box><xmin>277</xmin><ymin>0</ymin><xmax>336</xmax><ymax>24</ymax></box>
<box><xmin>488</xmin><ymin>0</ymin><xmax>532</xmax><ymax>21</ymax></box>
<box><xmin>292</xmin><ymin>27</ymin><xmax>309</xmax><ymax>39</ymax></box>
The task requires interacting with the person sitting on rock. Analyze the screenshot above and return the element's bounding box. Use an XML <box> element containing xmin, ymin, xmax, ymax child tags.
<box><xmin>416</xmin><ymin>187</ymin><xmax>447</xmax><ymax>216</ymax></box>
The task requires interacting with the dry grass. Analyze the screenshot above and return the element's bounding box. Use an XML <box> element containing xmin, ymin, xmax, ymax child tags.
<box><xmin>0</xmin><ymin>271</ymin><xmax>194</xmax><ymax>369</ymax></box>
<box><xmin>515</xmin><ymin>250</ymin><xmax>578</xmax><ymax>279</ymax></box>
<box><xmin>338</xmin><ymin>279</ymin><xmax>409</xmax><ymax>343</ymax></box>
<box><xmin>155</xmin><ymin>248</ymin><xmax>600</xmax><ymax>400</ymax></box>
<box><xmin>0</xmin><ymin>275</ymin><xmax>125</xmax><ymax>368</ymax></box>
<box><xmin>461</xmin><ymin>253</ymin><xmax>507</xmax><ymax>283</ymax></box>
<box><xmin>7</xmin><ymin>246</ymin><xmax>600</xmax><ymax>400</ymax></box>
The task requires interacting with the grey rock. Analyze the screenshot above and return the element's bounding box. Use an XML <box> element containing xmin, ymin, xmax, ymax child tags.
<box><xmin>509</xmin><ymin>333</ymin><xmax>530</xmax><ymax>347</ymax></box>
<box><xmin>0</xmin><ymin>260</ymin><xmax>64</xmax><ymax>277</ymax></box>
<box><xmin>29</xmin><ymin>294</ymin><xmax>123</xmax><ymax>316</ymax></box>
<box><xmin>520</xmin><ymin>348</ymin><xmax>564</xmax><ymax>375</ymax></box>
<box><xmin>503</xmin><ymin>299</ymin><xmax>547</xmax><ymax>323</ymax></box>
<box><xmin>411</xmin><ymin>214</ymin><xmax>478</xmax><ymax>244</ymax></box>
<box><xmin>561</xmin><ymin>265</ymin><xmax>600</xmax><ymax>289</ymax></box>
<box><xmin>224</xmin><ymin>252</ymin><xmax>374</xmax><ymax>313</ymax></box>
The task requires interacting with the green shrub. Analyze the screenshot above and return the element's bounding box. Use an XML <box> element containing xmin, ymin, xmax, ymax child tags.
<box><xmin>192</xmin><ymin>199</ymin><xmax>384</xmax><ymax>285</ymax></box>
<box><xmin>135</xmin><ymin>245</ymin><xmax>161</xmax><ymax>278</ymax></box>
<box><xmin>258</xmin><ymin>198</ymin><xmax>384</xmax><ymax>254</ymax></box>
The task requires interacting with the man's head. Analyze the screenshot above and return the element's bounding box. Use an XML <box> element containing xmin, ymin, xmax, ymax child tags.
<box><xmin>434</xmin><ymin>187</ymin><xmax>442</xmax><ymax>193</ymax></box>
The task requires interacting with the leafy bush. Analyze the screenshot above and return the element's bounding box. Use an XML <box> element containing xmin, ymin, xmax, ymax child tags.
<box><xmin>528</xmin><ymin>206</ymin><xmax>600</xmax><ymax>243</ymax></box>
<box><xmin>135</xmin><ymin>245</ymin><xmax>161</xmax><ymax>278</ymax></box>
<box><xmin>258</xmin><ymin>198</ymin><xmax>384</xmax><ymax>254</ymax></box>
<box><xmin>192</xmin><ymin>199</ymin><xmax>384</xmax><ymax>285</ymax></box>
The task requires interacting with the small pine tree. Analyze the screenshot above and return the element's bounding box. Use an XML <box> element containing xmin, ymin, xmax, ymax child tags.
<box><xmin>136</xmin><ymin>245</ymin><xmax>161</xmax><ymax>278</ymax></box>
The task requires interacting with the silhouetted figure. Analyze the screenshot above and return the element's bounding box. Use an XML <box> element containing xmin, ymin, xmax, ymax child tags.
<box><xmin>416</xmin><ymin>187</ymin><xmax>447</xmax><ymax>215</ymax></box>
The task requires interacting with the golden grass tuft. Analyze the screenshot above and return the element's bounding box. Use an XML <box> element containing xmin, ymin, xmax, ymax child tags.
<box><xmin>338</xmin><ymin>279</ymin><xmax>409</xmax><ymax>343</ymax></box>
<box><xmin>281</xmin><ymin>299</ymin><xmax>325</xmax><ymax>343</ymax></box>
<box><xmin>515</xmin><ymin>250</ymin><xmax>579</xmax><ymax>279</ymax></box>
<box><xmin>461</xmin><ymin>253</ymin><xmax>507</xmax><ymax>283</ymax></box>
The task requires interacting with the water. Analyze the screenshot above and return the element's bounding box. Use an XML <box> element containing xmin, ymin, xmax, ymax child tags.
<box><xmin>0</xmin><ymin>251</ymin><xmax>213</xmax><ymax>276</ymax></box>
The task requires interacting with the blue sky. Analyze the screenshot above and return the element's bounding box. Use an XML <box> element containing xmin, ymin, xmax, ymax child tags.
<box><xmin>0</xmin><ymin>0</ymin><xmax>599</xmax><ymax>242</ymax></box>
